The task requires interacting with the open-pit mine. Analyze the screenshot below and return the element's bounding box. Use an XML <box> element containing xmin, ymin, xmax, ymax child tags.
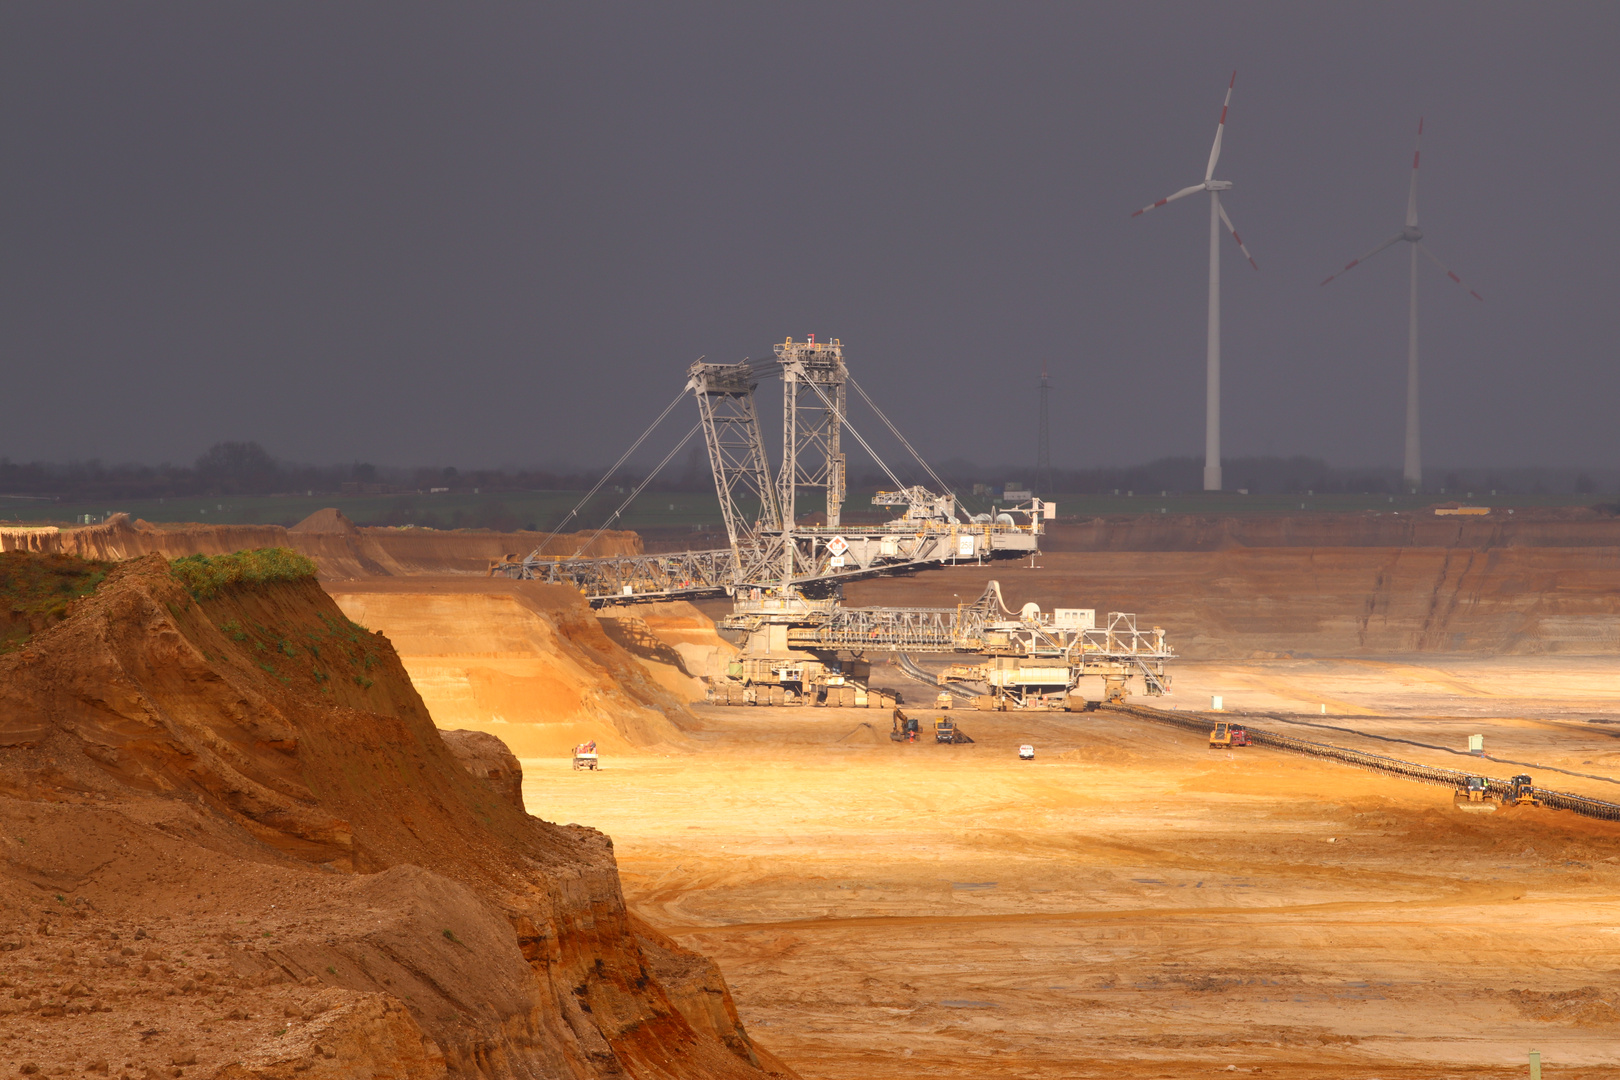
<box><xmin>4</xmin><ymin>501</ymin><xmax>1620</xmax><ymax>1079</ymax></box>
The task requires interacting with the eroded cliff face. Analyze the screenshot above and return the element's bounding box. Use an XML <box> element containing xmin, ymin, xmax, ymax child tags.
<box><xmin>0</xmin><ymin>555</ymin><xmax>792</xmax><ymax>1079</ymax></box>
<box><xmin>440</xmin><ymin>728</ymin><xmax>527</xmax><ymax>809</ymax></box>
<box><xmin>324</xmin><ymin>580</ymin><xmax>693</xmax><ymax>756</ymax></box>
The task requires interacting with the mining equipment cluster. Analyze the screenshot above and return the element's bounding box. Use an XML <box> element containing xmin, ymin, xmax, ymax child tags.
<box><xmin>710</xmin><ymin>578</ymin><xmax>1172</xmax><ymax>710</ymax></box>
<box><xmin>1114</xmin><ymin>702</ymin><xmax>1620</xmax><ymax>824</ymax></box>
<box><xmin>495</xmin><ymin>334</ymin><xmax>1177</xmax><ymax>711</ymax></box>
<box><xmin>1454</xmin><ymin>772</ymin><xmax>1538</xmax><ymax>812</ymax></box>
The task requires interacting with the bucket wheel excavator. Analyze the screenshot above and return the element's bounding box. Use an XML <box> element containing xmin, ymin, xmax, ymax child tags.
<box><xmin>708</xmin><ymin>578</ymin><xmax>1172</xmax><ymax>710</ymax></box>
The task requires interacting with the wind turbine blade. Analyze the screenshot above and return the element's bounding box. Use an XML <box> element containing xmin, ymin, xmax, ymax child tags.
<box><xmin>1130</xmin><ymin>183</ymin><xmax>1205</xmax><ymax>218</ymax></box>
<box><xmin>1407</xmin><ymin>116</ymin><xmax>1423</xmax><ymax>228</ymax></box>
<box><xmin>1417</xmin><ymin>243</ymin><xmax>1484</xmax><ymax>301</ymax></box>
<box><xmin>1320</xmin><ymin>232</ymin><xmax>1405</xmax><ymax>286</ymax></box>
<box><xmin>1216</xmin><ymin>201</ymin><xmax>1259</xmax><ymax>270</ymax></box>
<box><xmin>1205</xmin><ymin>71</ymin><xmax>1236</xmax><ymax>181</ymax></box>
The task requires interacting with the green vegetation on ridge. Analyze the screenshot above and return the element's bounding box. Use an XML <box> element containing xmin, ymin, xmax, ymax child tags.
<box><xmin>211</xmin><ymin>609</ymin><xmax>381</xmax><ymax>697</ymax></box>
<box><xmin>0</xmin><ymin>551</ymin><xmax>112</xmax><ymax>653</ymax></box>
<box><xmin>169</xmin><ymin>548</ymin><xmax>318</xmax><ymax>600</ymax></box>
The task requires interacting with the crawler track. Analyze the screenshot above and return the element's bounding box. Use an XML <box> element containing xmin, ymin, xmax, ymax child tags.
<box><xmin>1101</xmin><ymin>702</ymin><xmax>1620</xmax><ymax>824</ymax></box>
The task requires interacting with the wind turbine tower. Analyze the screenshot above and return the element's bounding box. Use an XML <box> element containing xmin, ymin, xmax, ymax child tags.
<box><xmin>1321</xmin><ymin>118</ymin><xmax>1483</xmax><ymax>492</ymax></box>
<box><xmin>1036</xmin><ymin>361</ymin><xmax>1052</xmax><ymax>496</ymax></box>
<box><xmin>1132</xmin><ymin>72</ymin><xmax>1260</xmax><ymax>492</ymax></box>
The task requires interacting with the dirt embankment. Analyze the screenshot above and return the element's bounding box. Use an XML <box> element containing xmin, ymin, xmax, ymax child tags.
<box><xmin>0</xmin><ymin>511</ymin><xmax>640</xmax><ymax>580</ymax></box>
<box><xmin>326</xmin><ymin>579</ymin><xmax>701</xmax><ymax>757</ymax></box>
<box><xmin>0</xmin><ymin>555</ymin><xmax>793</xmax><ymax>1079</ymax></box>
<box><xmin>839</xmin><ymin>546</ymin><xmax>1620</xmax><ymax>659</ymax></box>
<box><xmin>599</xmin><ymin>602</ymin><xmax>739</xmax><ymax>700</ymax></box>
<box><xmin>1043</xmin><ymin>507</ymin><xmax>1620</xmax><ymax>551</ymax></box>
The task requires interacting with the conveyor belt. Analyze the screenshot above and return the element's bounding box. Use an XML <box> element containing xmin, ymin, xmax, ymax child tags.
<box><xmin>1101</xmin><ymin>703</ymin><xmax>1620</xmax><ymax>824</ymax></box>
<box><xmin>895</xmin><ymin>654</ymin><xmax>977</xmax><ymax>701</ymax></box>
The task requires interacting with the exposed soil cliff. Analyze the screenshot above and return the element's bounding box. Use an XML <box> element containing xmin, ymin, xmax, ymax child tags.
<box><xmin>0</xmin><ymin>512</ymin><xmax>640</xmax><ymax>581</ymax></box>
<box><xmin>0</xmin><ymin>554</ymin><xmax>793</xmax><ymax>1078</ymax></box>
<box><xmin>440</xmin><ymin>729</ymin><xmax>526</xmax><ymax>810</ymax></box>
<box><xmin>325</xmin><ymin>580</ymin><xmax>694</xmax><ymax>757</ymax></box>
<box><xmin>598</xmin><ymin>602</ymin><xmax>736</xmax><ymax>706</ymax></box>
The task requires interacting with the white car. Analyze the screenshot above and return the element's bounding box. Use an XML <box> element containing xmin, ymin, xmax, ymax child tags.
<box><xmin>1018</xmin><ymin>744</ymin><xmax>1035</xmax><ymax>760</ymax></box>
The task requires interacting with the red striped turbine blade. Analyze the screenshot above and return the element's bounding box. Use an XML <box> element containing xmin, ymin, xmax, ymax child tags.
<box><xmin>1216</xmin><ymin>201</ymin><xmax>1258</xmax><ymax>270</ymax></box>
<box><xmin>1205</xmin><ymin>71</ymin><xmax>1237</xmax><ymax>182</ymax></box>
<box><xmin>1418</xmin><ymin>243</ymin><xmax>1484</xmax><ymax>301</ymax></box>
<box><xmin>1131</xmin><ymin>182</ymin><xmax>1204</xmax><ymax>218</ymax></box>
<box><xmin>1320</xmin><ymin>232</ymin><xmax>1405</xmax><ymax>286</ymax></box>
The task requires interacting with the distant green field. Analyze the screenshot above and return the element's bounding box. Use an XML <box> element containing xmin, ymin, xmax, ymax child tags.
<box><xmin>0</xmin><ymin>488</ymin><xmax>1606</xmax><ymax>531</ymax></box>
<box><xmin>0</xmin><ymin>490</ymin><xmax>731</xmax><ymax>531</ymax></box>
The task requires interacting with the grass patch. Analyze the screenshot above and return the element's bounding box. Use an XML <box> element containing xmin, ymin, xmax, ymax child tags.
<box><xmin>169</xmin><ymin>548</ymin><xmax>317</xmax><ymax>600</ymax></box>
<box><xmin>0</xmin><ymin>551</ymin><xmax>112</xmax><ymax>653</ymax></box>
<box><xmin>206</xmin><ymin>584</ymin><xmax>386</xmax><ymax>700</ymax></box>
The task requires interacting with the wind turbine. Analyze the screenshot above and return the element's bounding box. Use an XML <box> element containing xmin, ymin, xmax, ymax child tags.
<box><xmin>1321</xmin><ymin>118</ymin><xmax>1483</xmax><ymax>493</ymax></box>
<box><xmin>1132</xmin><ymin>71</ymin><xmax>1259</xmax><ymax>493</ymax></box>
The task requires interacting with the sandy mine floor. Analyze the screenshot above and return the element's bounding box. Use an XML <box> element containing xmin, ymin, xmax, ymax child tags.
<box><xmin>524</xmin><ymin>659</ymin><xmax>1620</xmax><ymax>1080</ymax></box>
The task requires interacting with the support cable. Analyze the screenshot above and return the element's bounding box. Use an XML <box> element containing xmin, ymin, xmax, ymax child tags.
<box><xmin>531</xmin><ymin>381</ymin><xmax>693</xmax><ymax>558</ymax></box>
<box><xmin>847</xmin><ymin>376</ymin><xmax>961</xmax><ymax>516</ymax></box>
<box><xmin>797</xmin><ymin>377</ymin><xmax>909</xmax><ymax>496</ymax></box>
<box><xmin>570</xmin><ymin>421</ymin><xmax>703</xmax><ymax>559</ymax></box>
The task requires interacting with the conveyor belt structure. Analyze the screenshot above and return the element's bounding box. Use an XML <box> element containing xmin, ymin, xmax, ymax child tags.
<box><xmin>1102</xmin><ymin>702</ymin><xmax>1620</xmax><ymax>824</ymax></box>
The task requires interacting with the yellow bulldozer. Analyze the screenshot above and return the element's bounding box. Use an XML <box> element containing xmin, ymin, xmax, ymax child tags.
<box><xmin>1208</xmin><ymin>722</ymin><xmax>1251</xmax><ymax>749</ymax></box>
<box><xmin>1453</xmin><ymin>774</ymin><xmax>1496</xmax><ymax>812</ymax></box>
<box><xmin>1507</xmin><ymin>774</ymin><xmax>1539</xmax><ymax>807</ymax></box>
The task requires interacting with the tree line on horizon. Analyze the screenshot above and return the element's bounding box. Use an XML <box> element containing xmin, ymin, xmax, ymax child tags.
<box><xmin>0</xmin><ymin>441</ymin><xmax>1612</xmax><ymax>502</ymax></box>
<box><xmin>927</xmin><ymin>457</ymin><xmax>1615</xmax><ymax>500</ymax></box>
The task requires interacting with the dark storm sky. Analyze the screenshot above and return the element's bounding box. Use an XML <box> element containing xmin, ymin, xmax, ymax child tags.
<box><xmin>3</xmin><ymin>3</ymin><xmax>1616</xmax><ymax>474</ymax></box>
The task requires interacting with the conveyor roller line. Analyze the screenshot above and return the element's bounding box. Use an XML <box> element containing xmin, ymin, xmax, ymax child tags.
<box><xmin>894</xmin><ymin>653</ymin><xmax>935</xmax><ymax>686</ymax></box>
<box><xmin>1100</xmin><ymin>703</ymin><xmax>1620</xmax><ymax>824</ymax></box>
<box><xmin>1252</xmin><ymin>711</ymin><xmax>1620</xmax><ymax>789</ymax></box>
<box><xmin>895</xmin><ymin>654</ymin><xmax>976</xmax><ymax>701</ymax></box>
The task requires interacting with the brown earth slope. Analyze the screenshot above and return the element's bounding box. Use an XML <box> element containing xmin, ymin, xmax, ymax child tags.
<box><xmin>326</xmin><ymin>579</ymin><xmax>695</xmax><ymax>756</ymax></box>
<box><xmin>0</xmin><ymin>554</ymin><xmax>793</xmax><ymax>1079</ymax></box>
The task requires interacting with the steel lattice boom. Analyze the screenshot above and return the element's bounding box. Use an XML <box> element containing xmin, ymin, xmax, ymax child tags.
<box><xmin>493</xmin><ymin>335</ymin><xmax>1045</xmax><ymax>604</ymax></box>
